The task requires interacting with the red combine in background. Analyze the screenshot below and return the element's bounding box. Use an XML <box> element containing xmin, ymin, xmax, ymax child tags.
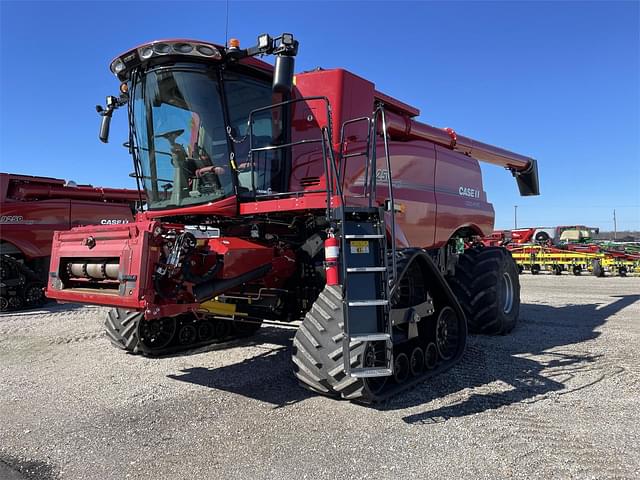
<box><xmin>0</xmin><ymin>173</ymin><xmax>141</xmax><ymax>310</ymax></box>
<box><xmin>46</xmin><ymin>33</ymin><xmax>539</xmax><ymax>402</ymax></box>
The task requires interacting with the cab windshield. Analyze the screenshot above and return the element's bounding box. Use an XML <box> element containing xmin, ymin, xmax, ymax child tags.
<box><xmin>132</xmin><ymin>67</ymin><xmax>233</xmax><ymax>210</ymax></box>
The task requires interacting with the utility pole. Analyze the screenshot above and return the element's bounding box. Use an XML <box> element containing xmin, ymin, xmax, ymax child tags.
<box><xmin>514</xmin><ymin>205</ymin><xmax>518</xmax><ymax>229</ymax></box>
<box><xmin>613</xmin><ymin>209</ymin><xmax>617</xmax><ymax>240</ymax></box>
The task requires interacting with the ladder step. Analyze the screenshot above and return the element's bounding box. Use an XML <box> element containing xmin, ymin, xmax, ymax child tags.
<box><xmin>346</xmin><ymin>267</ymin><xmax>387</xmax><ymax>273</ymax></box>
<box><xmin>344</xmin><ymin>234</ymin><xmax>384</xmax><ymax>239</ymax></box>
<box><xmin>349</xmin><ymin>333</ymin><xmax>391</xmax><ymax>342</ymax></box>
<box><xmin>350</xmin><ymin>367</ymin><xmax>393</xmax><ymax>378</ymax></box>
<box><xmin>348</xmin><ymin>300</ymin><xmax>389</xmax><ymax>307</ymax></box>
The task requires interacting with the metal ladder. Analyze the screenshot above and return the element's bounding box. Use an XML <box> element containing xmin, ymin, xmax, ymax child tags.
<box><xmin>339</xmin><ymin>105</ymin><xmax>396</xmax><ymax>378</ymax></box>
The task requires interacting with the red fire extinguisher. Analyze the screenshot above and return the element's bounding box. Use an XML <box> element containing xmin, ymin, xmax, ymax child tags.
<box><xmin>324</xmin><ymin>232</ymin><xmax>340</xmax><ymax>286</ymax></box>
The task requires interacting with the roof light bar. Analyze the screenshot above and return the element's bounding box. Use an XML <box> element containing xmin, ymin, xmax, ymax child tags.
<box><xmin>109</xmin><ymin>41</ymin><xmax>223</xmax><ymax>79</ymax></box>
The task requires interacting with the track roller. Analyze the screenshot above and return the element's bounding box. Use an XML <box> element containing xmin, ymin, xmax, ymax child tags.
<box><xmin>424</xmin><ymin>342</ymin><xmax>438</xmax><ymax>369</ymax></box>
<box><xmin>409</xmin><ymin>347</ymin><xmax>424</xmax><ymax>376</ymax></box>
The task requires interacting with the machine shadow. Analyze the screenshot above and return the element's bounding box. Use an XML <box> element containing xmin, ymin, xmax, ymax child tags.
<box><xmin>398</xmin><ymin>294</ymin><xmax>639</xmax><ymax>423</ymax></box>
<box><xmin>0</xmin><ymin>301</ymin><xmax>88</xmax><ymax>316</ymax></box>
<box><xmin>156</xmin><ymin>323</ymin><xmax>295</xmax><ymax>359</ymax></box>
<box><xmin>166</xmin><ymin>295</ymin><xmax>638</xmax><ymax>412</ymax></box>
<box><xmin>167</xmin><ymin>325</ymin><xmax>313</xmax><ymax>407</ymax></box>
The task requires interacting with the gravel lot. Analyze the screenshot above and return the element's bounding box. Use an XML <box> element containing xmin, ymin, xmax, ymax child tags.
<box><xmin>1</xmin><ymin>274</ymin><xmax>639</xmax><ymax>479</ymax></box>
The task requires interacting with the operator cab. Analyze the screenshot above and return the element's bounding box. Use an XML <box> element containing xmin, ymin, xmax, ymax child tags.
<box><xmin>97</xmin><ymin>35</ymin><xmax>298</xmax><ymax>211</ymax></box>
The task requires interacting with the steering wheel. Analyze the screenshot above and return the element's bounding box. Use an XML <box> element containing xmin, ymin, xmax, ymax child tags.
<box><xmin>196</xmin><ymin>165</ymin><xmax>226</xmax><ymax>177</ymax></box>
<box><xmin>155</xmin><ymin>129</ymin><xmax>185</xmax><ymax>144</ymax></box>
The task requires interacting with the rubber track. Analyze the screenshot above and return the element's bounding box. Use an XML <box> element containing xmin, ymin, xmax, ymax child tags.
<box><xmin>447</xmin><ymin>247</ymin><xmax>520</xmax><ymax>335</ymax></box>
<box><xmin>0</xmin><ymin>255</ymin><xmax>45</xmax><ymax>311</ymax></box>
<box><xmin>292</xmin><ymin>249</ymin><xmax>467</xmax><ymax>403</ymax></box>
<box><xmin>104</xmin><ymin>308</ymin><xmax>263</xmax><ymax>356</ymax></box>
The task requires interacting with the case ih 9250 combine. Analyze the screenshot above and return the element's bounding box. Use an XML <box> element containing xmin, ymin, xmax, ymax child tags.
<box><xmin>0</xmin><ymin>173</ymin><xmax>140</xmax><ymax>311</ymax></box>
<box><xmin>46</xmin><ymin>33</ymin><xmax>539</xmax><ymax>402</ymax></box>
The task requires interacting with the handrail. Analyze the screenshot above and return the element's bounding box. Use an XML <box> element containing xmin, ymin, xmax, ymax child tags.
<box><xmin>339</xmin><ymin>117</ymin><xmax>372</xmax><ymax>196</ymax></box>
<box><xmin>246</xmin><ymin>96</ymin><xmax>343</xmax><ymax>218</ymax></box>
<box><xmin>377</xmin><ymin>106</ymin><xmax>397</xmax><ymax>284</ymax></box>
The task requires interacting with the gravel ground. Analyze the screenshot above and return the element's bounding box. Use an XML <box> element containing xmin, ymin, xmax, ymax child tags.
<box><xmin>1</xmin><ymin>274</ymin><xmax>639</xmax><ymax>479</ymax></box>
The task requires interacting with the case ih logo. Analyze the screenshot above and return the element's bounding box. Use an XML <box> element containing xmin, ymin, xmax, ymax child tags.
<box><xmin>100</xmin><ymin>219</ymin><xmax>130</xmax><ymax>225</ymax></box>
<box><xmin>459</xmin><ymin>186</ymin><xmax>480</xmax><ymax>198</ymax></box>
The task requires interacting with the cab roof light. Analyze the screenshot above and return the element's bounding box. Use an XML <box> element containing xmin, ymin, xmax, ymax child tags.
<box><xmin>109</xmin><ymin>41</ymin><xmax>223</xmax><ymax>79</ymax></box>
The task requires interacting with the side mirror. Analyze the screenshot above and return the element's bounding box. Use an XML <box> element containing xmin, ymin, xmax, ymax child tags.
<box><xmin>272</xmin><ymin>55</ymin><xmax>295</xmax><ymax>94</ymax></box>
<box><xmin>96</xmin><ymin>95</ymin><xmax>125</xmax><ymax>144</ymax></box>
<box><xmin>99</xmin><ymin>112</ymin><xmax>112</xmax><ymax>143</ymax></box>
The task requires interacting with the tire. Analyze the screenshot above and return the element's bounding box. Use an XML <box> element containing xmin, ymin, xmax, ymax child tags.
<box><xmin>448</xmin><ymin>247</ymin><xmax>520</xmax><ymax>335</ymax></box>
<box><xmin>531</xmin><ymin>264</ymin><xmax>541</xmax><ymax>275</ymax></box>
<box><xmin>592</xmin><ymin>260</ymin><xmax>604</xmax><ymax>278</ymax></box>
<box><xmin>535</xmin><ymin>231</ymin><xmax>550</xmax><ymax>243</ymax></box>
<box><xmin>572</xmin><ymin>265</ymin><xmax>582</xmax><ymax>276</ymax></box>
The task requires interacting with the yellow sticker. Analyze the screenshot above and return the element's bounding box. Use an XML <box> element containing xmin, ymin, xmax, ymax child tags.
<box><xmin>350</xmin><ymin>240</ymin><xmax>369</xmax><ymax>254</ymax></box>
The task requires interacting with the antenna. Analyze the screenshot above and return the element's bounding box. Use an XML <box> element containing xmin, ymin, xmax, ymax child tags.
<box><xmin>225</xmin><ymin>0</ymin><xmax>230</xmax><ymax>48</ymax></box>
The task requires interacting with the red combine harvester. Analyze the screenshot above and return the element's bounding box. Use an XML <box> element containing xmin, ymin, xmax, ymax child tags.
<box><xmin>46</xmin><ymin>33</ymin><xmax>539</xmax><ymax>402</ymax></box>
<box><xmin>0</xmin><ymin>173</ymin><xmax>140</xmax><ymax>310</ymax></box>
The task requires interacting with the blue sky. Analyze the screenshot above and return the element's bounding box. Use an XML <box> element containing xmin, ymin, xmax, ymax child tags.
<box><xmin>1</xmin><ymin>1</ymin><xmax>638</xmax><ymax>230</ymax></box>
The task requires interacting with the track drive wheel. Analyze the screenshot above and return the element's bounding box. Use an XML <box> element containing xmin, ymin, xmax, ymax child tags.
<box><xmin>24</xmin><ymin>282</ymin><xmax>46</xmax><ymax>307</ymax></box>
<box><xmin>448</xmin><ymin>246</ymin><xmax>520</xmax><ymax>335</ymax></box>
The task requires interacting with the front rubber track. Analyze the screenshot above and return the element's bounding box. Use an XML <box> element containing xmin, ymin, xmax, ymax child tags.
<box><xmin>105</xmin><ymin>308</ymin><xmax>263</xmax><ymax>356</ymax></box>
<box><xmin>292</xmin><ymin>249</ymin><xmax>467</xmax><ymax>403</ymax></box>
